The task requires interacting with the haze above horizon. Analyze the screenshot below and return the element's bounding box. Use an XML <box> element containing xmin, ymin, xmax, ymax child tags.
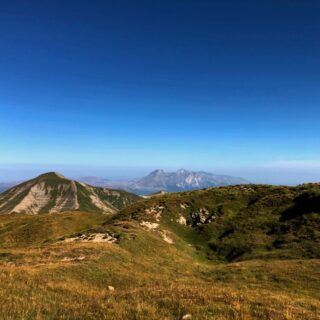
<box><xmin>1</xmin><ymin>1</ymin><xmax>320</xmax><ymax>184</ymax></box>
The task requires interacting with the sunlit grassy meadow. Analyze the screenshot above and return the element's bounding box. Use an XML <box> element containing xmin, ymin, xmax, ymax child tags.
<box><xmin>0</xmin><ymin>212</ymin><xmax>319</xmax><ymax>320</ymax></box>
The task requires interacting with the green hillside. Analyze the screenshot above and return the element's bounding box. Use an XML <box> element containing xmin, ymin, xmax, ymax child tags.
<box><xmin>0</xmin><ymin>182</ymin><xmax>319</xmax><ymax>319</ymax></box>
<box><xmin>106</xmin><ymin>184</ymin><xmax>320</xmax><ymax>262</ymax></box>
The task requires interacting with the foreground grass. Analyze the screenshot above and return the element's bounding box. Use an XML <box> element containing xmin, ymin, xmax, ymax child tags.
<box><xmin>0</xmin><ymin>241</ymin><xmax>319</xmax><ymax>320</ymax></box>
<box><xmin>0</xmin><ymin>209</ymin><xmax>319</xmax><ymax>320</ymax></box>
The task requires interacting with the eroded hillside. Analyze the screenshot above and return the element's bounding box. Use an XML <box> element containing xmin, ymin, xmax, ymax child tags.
<box><xmin>0</xmin><ymin>172</ymin><xmax>140</xmax><ymax>215</ymax></box>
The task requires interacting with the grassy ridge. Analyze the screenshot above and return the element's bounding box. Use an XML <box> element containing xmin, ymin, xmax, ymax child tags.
<box><xmin>114</xmin><ymin>184</ymin><xmax>320</xmax><ymax>262</ymax></box>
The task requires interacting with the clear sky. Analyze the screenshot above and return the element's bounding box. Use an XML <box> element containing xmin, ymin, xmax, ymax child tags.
<box><xmin>0</xmin><ymin>0</ymin><xmax>320</xmax><ymax>183</ymax></box>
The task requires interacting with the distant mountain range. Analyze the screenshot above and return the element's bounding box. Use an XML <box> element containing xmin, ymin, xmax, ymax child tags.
<box><xmin>0</xmin><ymin>172</ymin><xmax>140</xmax><ymax>215</ymax></box>
<box><xmin>0</xmin><ymin>169</ymin><xmax>249</xmax><ymax>196</ymax></box>
<box><xmin>80</xmin><ymin>169</ymin><xmax>249</xmax><ymax>194</ymax></box>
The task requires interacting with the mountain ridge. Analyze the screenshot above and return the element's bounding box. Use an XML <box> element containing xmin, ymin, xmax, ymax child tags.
<box><xmin>0</xmin><ymin>172</ymin><xmax>140</xmax><ymax>215</ymax></box>
<box><xmin>80</xmin><ymin>169</ymin><xmax>249</xmax><ymax>194</ymax></box>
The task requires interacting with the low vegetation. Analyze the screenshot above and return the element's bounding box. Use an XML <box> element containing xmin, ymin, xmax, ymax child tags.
<box><xmin>0</xmin><ymin>183</ymin><xmax>319</xmax><ymax>319</ymax></box>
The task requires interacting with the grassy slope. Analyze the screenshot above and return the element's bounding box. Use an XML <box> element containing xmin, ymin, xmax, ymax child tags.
<box><xmin>93</xmin><ymin>187</ymin><xmax>141</xmax><ymax>210</ymax></box>
<box><xmin>76</xmin><ymin>183</ymin><xmax>141</xmax><ymax>213</ymax></box>
<box><xmin>113</xmin><ymin>184</ymin><xmax>320</xmax><ymax>262</ymax></box>
<box><xmin>0</xmin><ymin>212</ymin><xmax>106</xmax><ymax>248</ymax></box>
<box><xmin>0</xmin><ymin>232</ymin><xmax>318</xmax><ymax>319</ymax></box>
<box><xmin>0</xmin><ymin>184</ymin><xmax>319</xmax><ymax>319</ymax></box>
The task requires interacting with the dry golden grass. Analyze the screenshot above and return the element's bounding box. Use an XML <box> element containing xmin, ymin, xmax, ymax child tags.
<box><xmin>0</xmin><ymin>210</ymin><xmax>318</xmax><ymax>320</ymax></box>
<box><xmin>0</xmin><ymin>241</ymin><xmax>319</xmax><ymax>320</ymax></box>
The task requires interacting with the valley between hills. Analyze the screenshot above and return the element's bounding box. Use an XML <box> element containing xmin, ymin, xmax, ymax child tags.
<box><xmin>0</xmin><ymin>172</ymin><xmax>319</xmax><ymax>319</ymax></box>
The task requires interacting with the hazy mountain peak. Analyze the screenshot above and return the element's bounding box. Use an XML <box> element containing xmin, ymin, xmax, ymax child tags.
<box><xmin>78</xmin><ymin>169</ymin><xmax>249</xmax><ymax>195</ymax></box>
<box><xmin>150</xmin><ymin>169</ymin><xmax>166</xmax><ymax>175</ymax></box>
<box><xmin>176</xmin><ymin>168</ymin><xmax>188</xmax><ymax>174</ymax></box>
<box><xmin>127</xmin><ymin>169</ymin><xmax>249</xmax><ymax>194</ymax></box>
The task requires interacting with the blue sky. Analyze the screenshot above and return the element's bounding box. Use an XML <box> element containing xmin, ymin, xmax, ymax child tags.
<box><xmin>0</xmin><ymin>0</ymin><xmax>320</xmax><ymax>183</ymax></box>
